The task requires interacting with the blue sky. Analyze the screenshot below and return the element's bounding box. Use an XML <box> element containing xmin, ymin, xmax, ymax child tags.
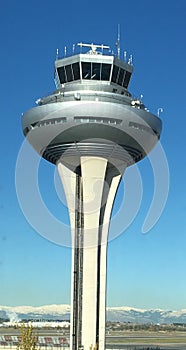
<box><xmin>0</xmin><ymin>0</ymin><xmax>186</xmax><ymax>311</ymax></box>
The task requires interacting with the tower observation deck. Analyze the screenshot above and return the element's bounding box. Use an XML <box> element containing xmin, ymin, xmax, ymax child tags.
<box><xmin>22</xmin><ymin>42</ymin><xmax>162</xmax><ymax>350</ymax></box>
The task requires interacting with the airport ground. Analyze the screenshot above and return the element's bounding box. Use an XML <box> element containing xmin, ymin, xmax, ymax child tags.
<box><xmin>1</xmin><ymin>326</ymin><xmax>186</xmax><ymax>350</ymax></box>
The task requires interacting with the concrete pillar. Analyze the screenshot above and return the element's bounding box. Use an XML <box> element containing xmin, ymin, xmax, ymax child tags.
<box><xmin>57</xmin><ymin>157</ymin><xmax>123</xmax><ymax>350</ymax></box>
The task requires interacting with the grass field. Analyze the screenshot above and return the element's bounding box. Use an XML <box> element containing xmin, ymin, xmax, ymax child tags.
<box><xmin>1</xmin><ymin>326</ymin><xmax>186</xmax><ymax>348</ymax></box>
<box><xmin>106</xmin><ymin>330</ymin><xmax>186</xmax><ymax>346</ymax></box>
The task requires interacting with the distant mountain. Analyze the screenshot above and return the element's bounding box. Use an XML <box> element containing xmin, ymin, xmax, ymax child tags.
<box><xmin>0</xmin><ymin>305</ymin><xmax>70</xmax><ymax>322</ymax></box>
<box><xmin>1</xmin><ymin>304</ymin><xmax>186</xmax><ymax>324</ymax></box>
<box><xmin>107</xmin><ymin>306</ymin><xmax>186</xmax><ymax>324</ymax></box>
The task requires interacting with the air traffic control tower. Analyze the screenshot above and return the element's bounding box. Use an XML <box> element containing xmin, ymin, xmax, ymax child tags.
<box><xmin>22</xmin><ymin>42</ymin><xmax>162</xmax><ymax>350</ymax></box>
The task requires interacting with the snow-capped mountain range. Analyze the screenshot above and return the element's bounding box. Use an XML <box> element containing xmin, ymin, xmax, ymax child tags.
<box><xmin>1</xmin><ymin>304</ymin><xmax>186</xmax><ymax>324</ymax></box>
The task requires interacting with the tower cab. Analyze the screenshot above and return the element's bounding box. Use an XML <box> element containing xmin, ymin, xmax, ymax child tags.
<box><xmin>54</xmin><ymin>43</ymin><xmax>133</xmax><ymax>93</ymax></box>
<box><xmin>22</xmin><ymin>41</ymin><xmax>162</xmax><ymax>167</ymax></box>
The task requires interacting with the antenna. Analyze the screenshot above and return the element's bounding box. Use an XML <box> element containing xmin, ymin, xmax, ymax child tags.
<box><xmin>124</xmin><ymin>51</ymin><xmax>127</xmax><ymax>62</ymax></box>
<box><xmin>56</xmin><ymin>48</ymin><xmax>59</xmax><ymax>60</ymax></box>
<box><xmin>77</xmin><ymin>42</ymin><xmax>110</xmax><ymax>54</ymax></box>
<box><xmin>128</xmin><ymin>54</ymin><xmax>133</xmax><ymax>65</ymax></box>
<box><xmin>158</xmin><ymin>108</ymin><xmax>163</xmax><ymax>117</ymax></box>
<box><xmin>116</xmin><ymin>24</ymin><xmax>121</xmax><ymax>59</ymax></box>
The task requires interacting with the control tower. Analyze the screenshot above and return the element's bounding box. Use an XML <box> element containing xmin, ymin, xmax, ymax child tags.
<box><xmin>22</xmin><ymin>42</ymin><xmax>162</xmax><ymax>350</ymax></box>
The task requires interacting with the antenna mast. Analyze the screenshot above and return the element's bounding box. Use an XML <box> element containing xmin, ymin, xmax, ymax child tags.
<box><xmin>116</xmin><ymin>24</ymin><xmax>120</xmax><ymax>59</ymax></box>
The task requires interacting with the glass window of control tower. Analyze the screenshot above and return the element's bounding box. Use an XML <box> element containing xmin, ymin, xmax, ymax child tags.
<box><xmin>57</xmin><ymin>66</ymin><xmax>66</xmax><ymax>84</ymax></box>
<box><xmin>57</xmin><ymin>62</ymin><xmax>80</xmax><ymax>83</ymax></box>
<box><xmin>92</xmin><ymin>63</ymin><xmax>100</xmax><ymax>80</ymax></box>
<box><xmin>111</xmin><ymin>64</ymin><xmax>131</xmax><ymax>88</ymax></box>
<box><xmin>72</xmin><ymin>62</ymin><xmax>80</xmax><ymax>80</ymax></box>
<box><xmin>65</xmin><ymin>64</ymin><xmax>73</xmax><ymax>82</ymax></box>
<box><xmin>81</xmin><ymin>62</ymin><xmax>111</xmax><ymax>81</ymax></box>
<box><xmin>82</xmin><ymin>62</ymin><xmax>91</xmax><ymax>79</ymax></box>
<box><xmin>101</xmin><ymin>63</ymin><xmax>111</xmax><ymax>80</ymax></box>
<box><xmin>123</xmin><ymin>71</ymin><xmax>131</xmax><ymax>88</ymax></box>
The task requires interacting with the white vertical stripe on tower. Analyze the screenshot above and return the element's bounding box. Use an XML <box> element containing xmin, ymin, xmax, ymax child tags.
<box><xmin>98</xmin><ymin>173</ymin><xmax>122</xmax><ymax>350</ymax></box>
<box><xmin>80</xmin><ymin>156</ymin><xmax>107</xmax><ymax>350</ymax></box>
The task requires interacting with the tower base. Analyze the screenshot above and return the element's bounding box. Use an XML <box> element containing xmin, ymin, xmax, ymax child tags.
<box><xmin>57</xmin><ymin>156</ymin><xmax>125</xmax><ymax>350</ymax></box>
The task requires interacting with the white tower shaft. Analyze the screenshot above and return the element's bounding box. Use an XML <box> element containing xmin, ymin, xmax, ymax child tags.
<box><xmin>57</xmin><ymin>157</ymin><xmax>123</xmax><ymax>350</ymax></box>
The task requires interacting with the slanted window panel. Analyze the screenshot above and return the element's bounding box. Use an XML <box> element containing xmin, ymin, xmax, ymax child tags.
<box><xmin>65</xmin><ymin>64</ymin><xmax>73</xmax><ymax>82</ymax></box>
<box><xmin>57</xmin><ymin>67</ymin><xmax>66</xmax><ymax>84</ymax></box>
<box><xmin>101</xmin><ymin>63</ymin><xmax>111</xmax><ymax>80</ymax></box>
<box><xmin>111</xmin><ymin>65</ymin><xmax>119</xmax><ymax>83</ymax></box>
<box><xmin>123</xmin><ymin>71</ymin><xmax>131</xmax><ymax>88</ymax></box>
<box><xmin>82</xmin><ymin>62</ymin><xmax>91</xmax><ymax>79</ymax></box>
<box><xmin>91</xmin><ymin>63</ymin><xmax>100</xmax><ymax>80</ymax></box>
<box><xmin>118</xmin><ymin>68</ymin><xmax>125</xmax><ymax>86</ymax></box>
<box><xmin>72</xmin><ymin>62</ymin><xmax>80</xmax><ymax>80</ymax></box>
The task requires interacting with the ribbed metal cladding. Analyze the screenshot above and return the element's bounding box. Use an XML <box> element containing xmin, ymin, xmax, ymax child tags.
<box><xmin>41</xmin><ymin>142</ymin><xmax>143</xmax><ymax>165</ymax></box>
